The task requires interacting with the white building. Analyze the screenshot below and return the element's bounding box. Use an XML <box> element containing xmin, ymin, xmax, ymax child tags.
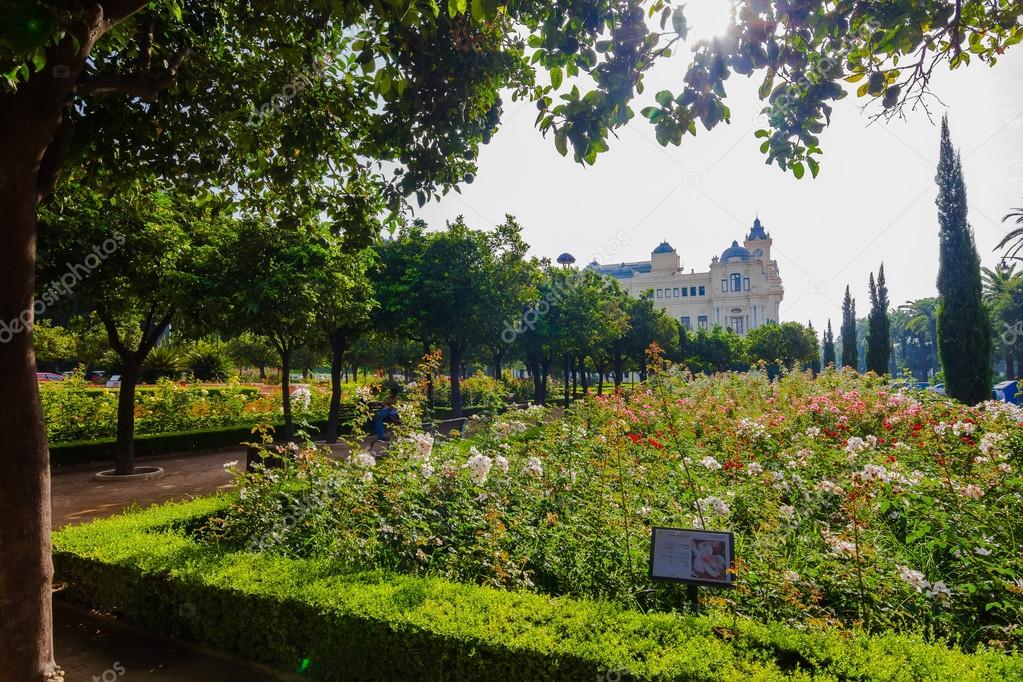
<box><xmin>584</xmin><ymin>218</ymin><xmax>784</xmax><ymax>335</ymax></box>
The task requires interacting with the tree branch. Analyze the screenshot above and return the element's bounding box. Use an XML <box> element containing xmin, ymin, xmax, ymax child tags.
<box><xmin>78</xmin><ymin>47</ymin><xmax>192</xmax><ymax>100</ymax></box>
<box><xmin>98</xmin><ymin>309</ymin><xmax>129</xmax><ymax>358</ymax></box>
<box><xmin>35</xmin><ymin>96</ymin><xmax>76</xmax><ymax>204</ymax></box>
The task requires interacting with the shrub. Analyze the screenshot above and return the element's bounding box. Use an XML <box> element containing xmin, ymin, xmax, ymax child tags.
<box><xmin>53</xmin><ymin>497</ymin><xmax>1023</xmax><ymax>681</ymax></box>
<box><xmin>186</xmin><ymin>342</ymin><xmax>235</xmax><ymax>381</ymax></box>
<box><xmin>140</xmin><ymin>345</ymin><xmax>182</xmax><ymax>383</ymax></box>
<box><xmin>432</xmin><ymin>372</ymin><xmax>509</xmax><ymax>413</ymax></box>
<box><xmin>203</xmin><ymin>368</ymin><xmax>1023</xmax><ymax>650</ymax></box>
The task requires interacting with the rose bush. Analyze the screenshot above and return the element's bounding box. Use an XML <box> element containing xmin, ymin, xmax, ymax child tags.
<box><xmin>200</xmin><ymin>366</ymin><xmax>1023</xmax><ymax>651</ymax></box>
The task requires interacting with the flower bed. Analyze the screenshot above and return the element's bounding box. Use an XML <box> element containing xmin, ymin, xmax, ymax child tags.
<box><xmin>201</xmin><ymin>367</ymin><xmax>1023</xmax><ymax>651</ymax></box>
<box><xmin>53</xmin><ymin>496</ymin><xmax>1022</xmax><ymax>681</ymax></box>
<box><xmin>41</xmin><ymin>377</ymin><xmax>335</xmax><ymax>443</ymax></box>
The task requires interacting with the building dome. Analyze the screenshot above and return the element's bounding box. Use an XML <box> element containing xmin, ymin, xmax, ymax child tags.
<box><xmin>721</xmin><ymin>240</ymin><xmax>752</xmax><ymax>262</ymax></box>
<box><xmin>652</xmin><ymin>241</ymin><xmax>675</xmax><ymax>254</ymax></box>
<box><xmin>556</xmin><ymin>252</ymin><xmax>576</xmax><ymax>265</ymax></box>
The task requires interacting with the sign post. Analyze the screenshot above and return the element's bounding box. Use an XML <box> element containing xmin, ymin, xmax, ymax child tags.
<box><xmin>649</xmin><ymin>527</ymin><xmax>735</xmax><ymax>612</ymax></box>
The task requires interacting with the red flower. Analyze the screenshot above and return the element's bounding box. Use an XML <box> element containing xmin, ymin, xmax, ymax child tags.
<box><xmin>648</xmin><ymin>437</ymin><xmax>665</xmax><ymax>450</ymax></box>
<box><xmin>626</xmin><ymin>433</ymin><xmax>642</xmax><ymax>444</ymax></box>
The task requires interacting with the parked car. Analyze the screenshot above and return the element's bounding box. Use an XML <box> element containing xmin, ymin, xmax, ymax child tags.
<box><xmin>86</xmin><ymin>371</ymin><xmax>107</xmax><ymax>384</ymax></box>
<box><xmin>925</xmin><ymin>383</ymin><xmax>946</xmax><ymax>396</ymax></box>
<box><xmin>35</xmin><ymin>372</ymin><xmax>64</xmax><ymax>382</ymax></box>
<box><xmin>105</xmin><ymin>374</ymin><xmax>122</xmax><ymax>388</ymax></box>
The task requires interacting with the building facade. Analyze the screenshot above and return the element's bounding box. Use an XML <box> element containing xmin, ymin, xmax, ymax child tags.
<box><xmin>585</xmin><ymin>218</ymin><xmax>784</xmax><ymax>335</ymax></box>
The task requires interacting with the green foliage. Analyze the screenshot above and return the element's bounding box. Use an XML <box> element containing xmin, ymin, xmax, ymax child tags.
<box><xmin>935</xmin><ymin>117</ymin><xmax>992</xmax><ymax>404</ymax></box>
<box><xmin>140</xmin><ymin>345</ymin><xmax>182</xmax><ymax>383</ymax></box>
<box><xmin>841</xmin><ymin>286</ymin><xmax>858</xmax><ymax>369</ymax></box>
<box><xmin>189</xmin><ymin>369</ymin><xmax>1023</xmax><ymax>650</ymax></box>
<box><xmin>54</xmin><ymin>496</ymin><xmax>1023</xmax><ymax>680</ymax></box>
<box><xmin>432</xmin><ymin>372</ymin><xmax>509</xmax><ymax>414</ymax></box>
<box><xmin>683</xmin><ymin>326</ymin><xmax>748</xmax><ymax>374</ymax></box>
<box><xmin>866</xmin><ymin>265</ymin><xmax>892</xmax><ymax>375</ymax></box>
<box><xmin>746</xmin><ymin>322</ymin><xmax>819</xmax><ymax>370</ymax></box>
<box><xmin>39</xmin><ymin>376</ymin><xmax>332</xmax><ymax>443</ymax></box>
<box><xmin>185</xmin><ymin>342</ymin><xmax>234</xmax><ymax>381</ymax></box>
<box><xmin>32</xmin><ymin>319</ymin><xmax>75</xmax><ymax>366</ymax></box>
<box><xmin>822</xmin><ymin>320</ymin><xmax>837</xmax><ymax>369</ymax></box>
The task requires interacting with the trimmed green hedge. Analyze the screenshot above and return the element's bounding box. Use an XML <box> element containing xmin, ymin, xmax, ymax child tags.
<box><xmin>53</xmin><ymin>497</ymin><xmax>1022</xmax><ymax>681</ymax></box>
<box><xmin>42</xmin><ymin>385</ymin><xmax>262</xmax><ymax>398</ymax></box>
<box><xmin>50</xmin><ymin>420</ymin><xmax>330</xmax><ymax>468</ymax></box>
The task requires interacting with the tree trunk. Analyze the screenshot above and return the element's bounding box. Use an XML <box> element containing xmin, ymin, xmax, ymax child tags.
<box><xmin>449</xmin><ymin>342</ymin><xmax>464</xmax><ymax>418</ymax></box>
<box><xmin>528</xmin><ymin>359</ymin><xmax>543</xmax><ymax>404</ymax></box>
<box><xmin>613</xmin><ymin>355</ymin><xmax>624</xmax><ymax>388</ymax></box>
<box><xmin>1005</xmin><ymin>351</ymin><xmax>1015</xmax><ymax>380</ymax></box>
<box><xmin>113</xmin><ymin>359</ymin><xmax>141</xmax><ymax>475</ymax></box>
<box><xmin>578</xmin><ymin>355</ymin><xmax>588</xmax><ymax>394</ymax></box>
<box><xmin>325</xmin><ymin>335</ymin><xmax>346</xmax><ymax>444</ymax></box>
<box><xmin>541</xmin><ymin>359</ymin><xmax>551</xmax><ymax>404</ymax></box>
<box><xmin>0</xmin><ymin>22</ymin><xmax>112</xmax><ymax>673</ymax></box>
<box><xmin>492</xmin><ymin>349</ymin><xmax>503</xmax><ymax>381</ymax></box>
<box><xmin>280</xmin><ymin>347</ymin><xmax>293</xmax><ymax>440</ymax></box>
<box><xmin>596</xmin><ymin>363</ymin><xmax>606</xmax><ymax>395</ymax></box>
<box><xmin>0</xmin><ymin>177</ymin><xmax>59</xmax><ymax>682</ymax></box>
<box><xmin>563</xmin><ymin>354</ymin><xmax>571</xmax><ymax>407</ymax></box>
<box><xmin>258</xmin><ymin>363</ymin><xmax>266</xmax><ymax>380</ymax></box>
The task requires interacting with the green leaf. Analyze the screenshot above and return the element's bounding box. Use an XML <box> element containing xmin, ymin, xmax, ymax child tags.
<box><xmin>671</xmin><ymin>8</ymin><xmax>689</xmax><ymax>39</ymax></box>
<box><xmin>655</xmin><ymin>90</ymin><xmax>673</xmax><ymax>107</ymax></box>
<box><xmin>754</xmin><ymin>129</ymin><xmax>769</xmax><ymax>139</ymax></box>
<box><xmin>792</xmin><ymin>162</ymin><xmax>804</xmax><ymax>179</ymax></box>
<box><xmin>550</xmin><ymin>67</ymin><xmax>563</xmax><ymax>90</ymax></box>
<box><xmin>807</xmin><ymin>157</ymin><xmax>819</xmax><ymax>178</ymax></box>
<box><xmin>554</xmin><ymin>129</ymin><xmax>568</xmax><ymax>156</ymax></box>
<box><xmin>640</xmin><ymin>107</ymin><xmax>663</xmax><ymax>122</ymax></box>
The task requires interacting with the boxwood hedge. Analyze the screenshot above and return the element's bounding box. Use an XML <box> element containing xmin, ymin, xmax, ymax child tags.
<box><xmin>50</xmin><ymin>420</ymin><xmax>330</xmax><ymax>468</ymax></box>
<box><xmin>53</xmin><ymin>497</ymin><xmax>1022</xmax><ymax>681</ymax></box>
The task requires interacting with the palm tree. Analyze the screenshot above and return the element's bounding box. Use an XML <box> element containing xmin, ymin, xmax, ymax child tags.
<box><xmin>899</xmin><ymin>297</ymin><xmax>940</xmax><ymax>379</ymax></box>
<box><xmin>981</xmin><ymin>262</ymin><xmax>1020</xmax><ymax>304</ymax></box>
<box><xmin>995</xmin><ymin>203</ymin><xmax>1023</xmax><ymax>261</ymax></box>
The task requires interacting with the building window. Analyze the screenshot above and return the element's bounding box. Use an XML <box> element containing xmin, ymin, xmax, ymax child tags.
<box><xmin>689</xmin><ymin>286</ymin><xmax>697</xmax><ymax>296</ymax></box>
<box><xmin>664</xmin><ymin>288</ymin><xmax>671</xmax><ymax>298</ymax></box>
<box><xmin>730</xmin><ymin>273</ymin><xmax>741</xmax><ymax>291</ymax></box>
<box><xmin>681</xmin><ymin>316</ymin><xmax>692</xmax><ymax>330</ymax></box>
<box><xmin>699</xmin><ymin>285</ymin><xmax>705</xmax><ymax>296</ymax></box>
<box><xmin>673</xmin><ymin>287</ymin><xmax>679</xmax><ymax>297</ymax></box>
<box><xmin>698</xmin><ymin>315</ymin><xmax>708</xmax><ymax>329</ymax></box>
<box><xmin>720</xmin><ymin>279</ymin><xmax>728</xmax><ymax>292</ymax></box>
<box><xmin>656</xmin><ymin>289</ymin><xmax>662</xmax><ymax>298</ymax></box>
<box><xmin>743</xmin><ymin>277</ymin><xmax>750</xmax><ymax>291</ymax></box>
<box><xmin>730</xmin><ymin>316</ymin><xmax>744</xmax><ymax>333</ymax></box>
<box><xmin>681</xmin><ymin>287</ymin><xmax>688</xmax><ymax>297</ymax></box>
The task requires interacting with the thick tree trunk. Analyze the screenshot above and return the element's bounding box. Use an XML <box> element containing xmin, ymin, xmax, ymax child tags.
<box><xmin>114</xmin><ymin>359</ymin><xmax>140</xmax><ymax>475</ymax></box>
<box><xmin>613</xmin><ymin>355</ymin><xmax>624</xmax><ymax>388</ymax></box>
<box><xmin>449</xmin><ymin>343</ymin><xmax>464</xmax><ymax>418</ymax></box>
<box><xmin>578</xmin><ymin>355</ymin><xmax>588</xmax><ymax>394</ymax></box>
<box><xmin>0</xmin><ymin>23</ymin><xmax>102</xmax><ymax>677</ymax></box>
<box><xmin>325</xmin><ymin>335</ymin><xmax>346</xmax><ymax>444</ymax></box>
<box><xmin>0</xmin><ymin>165</ymin><xmax>58</xmax><ymax>682</ymax></box>
<box><xmin>258</xmin><ymin>363</ymin><xmax>266</xmax><ymax>380</ymax></box>
<box><xmin>541</xmin><ymin>359</ymin><xmax>551</xmax><ymax>404</ymax></box>
<box><xmin>596</xmin><ymin>363</ymin><xmax>607</xmax><ymax>395</ymax></box>
<box><xmin>280</xmin><ymin>347</ymin><xmax>293</xmax><ymax>441</ymax></box>
<box><xmin>1005</xmin><ymin>351</ymin><xmax>1015</xmax><ymax>380</ymax></box>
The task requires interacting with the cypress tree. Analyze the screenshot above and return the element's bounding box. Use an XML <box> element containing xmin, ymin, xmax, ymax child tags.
<box><xmin>935</xmin><ymin>116</ymin><xmax>992</xmax><ymax>404</ymax></box>
<box><xmin>808</xmin><ymin>321</ymin><xmax>821</xmax><ymax>374</ymax></box>
<box><xmin>822</xmin><ymin>319</ymin><xmax>836</xmax><ymax>368</ymax></box>
<box><xmin>841</xmin><ymin>285</ymin><xmax>857</xmax><ymax>369</ymax></box>
<box><xmin>866</xmin><ymin>264</ymin><xmax>891</xmax><ymax>374</ymax></box>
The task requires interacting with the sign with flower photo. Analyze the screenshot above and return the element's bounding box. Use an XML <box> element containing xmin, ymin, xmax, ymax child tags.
<box><xmin>649</xmin><ymin>527</ymin><xmax>735</xmax><ymax>587</ymax></box>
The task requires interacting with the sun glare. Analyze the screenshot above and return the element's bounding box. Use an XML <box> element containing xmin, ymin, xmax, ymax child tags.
<box><xmin>681</xmin><ymin>0</ymin><xmax>735</xmax><ymax>43</ymax></box>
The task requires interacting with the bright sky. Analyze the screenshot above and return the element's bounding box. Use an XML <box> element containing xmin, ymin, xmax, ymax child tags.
<box><xmin>418</xmin><ymin>5</ymin><xmax>1023</xmax><ymax>330</ymax></box>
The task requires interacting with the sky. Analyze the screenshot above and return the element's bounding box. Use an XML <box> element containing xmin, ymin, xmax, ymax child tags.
<box><xmin>417</xmin><ymin>4</ymin><xmax>1023</xmax><ymax>330</ymax></box>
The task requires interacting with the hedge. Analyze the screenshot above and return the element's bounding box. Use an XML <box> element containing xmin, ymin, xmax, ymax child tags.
<box><xmin>49</xmin><ymin>420</ymin><xmax>330</xmax><ymax>468</ymax></box>
<box><xmin>53</xmin><ymin>497</ymin><xmax>1022</xmax><ymax>681</ymax></box>
<box><xmin>40</xmin><ymin>385</ymin><xmax>262</xmax><ymax>398</ymax></box>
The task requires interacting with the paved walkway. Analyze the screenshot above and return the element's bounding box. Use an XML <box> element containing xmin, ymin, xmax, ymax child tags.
<box><xmin>51</xmin><ymin>448</ymin><xmax>246</xmax><ymax>529</ymax></box>
<box><xmin>51</xmin><ymin>447</ymin><xmax>297</xmax><ymax>680</ymax></box>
